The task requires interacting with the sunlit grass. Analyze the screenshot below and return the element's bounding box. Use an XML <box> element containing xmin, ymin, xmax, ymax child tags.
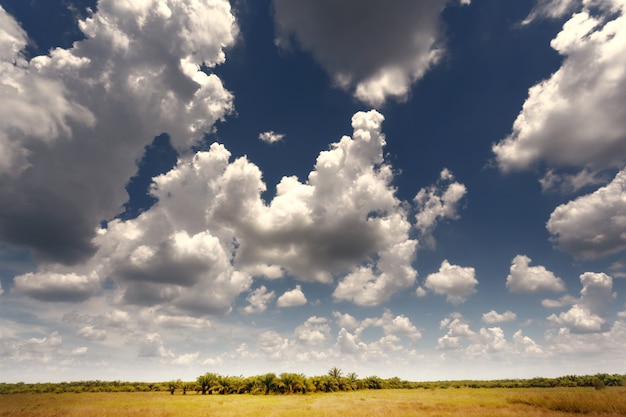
<box><xmin>1</xmin><ymin>388</ymin><xmax>626</xmax><ymax>417</ymax></box>
<box><xmin>507</xmin><ymin>387</ymin><xmax>626</xmax><ymax>415</ymax></box>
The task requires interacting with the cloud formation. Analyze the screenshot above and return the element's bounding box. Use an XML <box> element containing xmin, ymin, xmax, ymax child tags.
<box><xmin>277</xmin><ymin>285</ymin><xmax>307</xmax><ymax>308</ymax></box>
<box><xmin>548</xmin><ymin>272</ymin><xmax>616</xmax><ymax>333</ymax></box>
<box><xmin>494</xmin><ymin>0</ymin><xmax>626</xmax><ymax>172</ymax></box>
<box><xmin>414</xmin><ymin>168</ymin><xmax>466</xmax><ymax>248</ymax></box>
<box><xmin>482</xmin><ymin>310</ymin><xmax>517</xmax><ymax>324</ymax></box>
<box><xmin>0</xmin><ymin>0</ymin><xmax>237</xmax><ymax>264</ymax></box>
<box><xmin>547</xmin><ymin>168</ymin><xmax>626</xmax><ymax>259</ymax></box>
<box><xmin>505</xmin><ymin>255</ymin><xmax>566</xmax><ymax>293</ymax></box>
<box><xmin>425</xmin><ymin>260</ymin><xmax>478</xmax><ymax>304</ymax></box>
<box><xmin>258</xmin><ymin>131</ymin><xmax>285</xmax><ymax>143</ymax></box>
<box><xmin>272</xmin><ymin>0</ymin><xmax>469</xmax><ymax>107</ymax></box>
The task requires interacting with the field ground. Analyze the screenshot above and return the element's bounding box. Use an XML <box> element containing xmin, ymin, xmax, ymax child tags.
<box><xmin>1</xmin><ymin>387</ymin><xmax>625</xmax><ymax>417</ymax></box>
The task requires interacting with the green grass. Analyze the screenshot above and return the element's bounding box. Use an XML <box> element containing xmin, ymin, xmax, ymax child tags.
<box><xmin>1</xmin><ymin>388</ymin><xmax>626</xmax><ymax>417</ymax></box>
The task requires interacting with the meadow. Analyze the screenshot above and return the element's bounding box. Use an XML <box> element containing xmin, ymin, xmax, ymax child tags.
<box><xmin>1</xmin><ymin>387</ymin><xmax>625</xmax><ymax>417</ymax></box>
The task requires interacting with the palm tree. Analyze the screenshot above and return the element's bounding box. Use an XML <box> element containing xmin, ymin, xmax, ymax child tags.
<box><xmin>196</xmin><ymin>372</ymin><xmax>218</xmax><ymax>395</ymax></box>
<box><xmin>257</xmin><ymin>373</ymin><xmax>278</xmax><ymax>395</ymax></box>
<box><xmin>328</xmin><ymin>367</ymin><xmax>342</xmax><ymax>380</ymax></box>
<box><xmin>279</xmin><ymin>373</ymin><xmax>305</xmax><ymax>394</ymax></box>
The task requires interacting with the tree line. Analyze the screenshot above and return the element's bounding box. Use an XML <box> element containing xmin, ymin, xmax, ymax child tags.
<box><xmin>1</xmin><ymin>369</ymin><xmax>624</xmax><ymax>395</ymax></box>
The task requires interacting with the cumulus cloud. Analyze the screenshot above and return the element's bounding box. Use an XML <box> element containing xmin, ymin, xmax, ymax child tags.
<box><xmin>138</xmin><ymin>333</ymin><xmax>173</xmax><ymax>358</ymax></box>
<box><xmin>414</xmin><ymin>169</ymin><xmax>467</xmax><ymax>248</ymax></box>
<box><xmin>438</xmin><ymin>313</ymin><xmax>544</xmax><ymax>358</ymax></box>
<box><xmin>547</xmin><ymin>169</ymin><xmax>626</xmax><ymax>259</ymax></box>
<box><xmin>293</xmin><ymin>316</ymin><xmax>330</xmax><ymax>346</ymax></box>
<box><xmin>13</xmin><ymin>109</ymin><xmax>420</xmax><ymax>313</ymax></box>
<box><xmin>172</xmin><ymin>352</ymin><xmax>199</xmax><ymax>365</ymax></box>
<box><xmin>258</xmin><ymin>131</ymin><xmax>285</xmax><ymax>144</ymax></box>
<box><xmin>505</xmin><ymin>255</ymin><xmax>566</xmax><ymax>293</ymax></box>
<box><xmin>0</xmin><ymin>0</ymin><xmax>237</xmax><ymax>264</ymax></box>
<box><xmin>482</xmin><ymin>310</ymin><xmax>517</xmax><ymax>324</ymax></box>
<box><xmin>548</xmin><ymin>272</ymin><xmax>616</xmax><ymax>333</ymax></box>
<box><xmin>494</xmin><ymin>0</ymin><xmax>626</xmax><ymax>173</ymax></box>
<box><xmin>242</xmin><ymin>286</ymin><xmax>275</xmax><ymax>314</ymax></box>
<box><xmin>425</xmin><ymin>260</ymin><xmax>478</xmax><ymax>304</ymax></box>
<box><xmin>13</xmin><ymin>272</ymin><xmax>101</xmax><ymax>302</ymax></box>
<box><xmin>273</xmin><ymin>0</ymin><xmax>470</xmax><ymax>107</ymax></box>
<box><xmin>276</xmin><ymin>285</ymin><xmax>307</xmax><ymax>308</ymax></box>
<box><xmin>76</xmin><ymin>325</ymin><xmax>107</xmax><ymax>341</ymax></box>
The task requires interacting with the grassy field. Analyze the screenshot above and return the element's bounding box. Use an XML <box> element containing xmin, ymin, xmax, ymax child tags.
<box><xmin>1</xmin><ymin>387</ymin><xmax>625</xmax><ymax>417</ymax></box>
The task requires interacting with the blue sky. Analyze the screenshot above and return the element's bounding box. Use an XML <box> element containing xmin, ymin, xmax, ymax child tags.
<box><xmin>1</xmin><ymin>0</ymin><xmax>626</xmax><ymax>383</ymax></box>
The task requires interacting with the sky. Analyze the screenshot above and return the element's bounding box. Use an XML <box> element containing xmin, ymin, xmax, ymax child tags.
<box><xmin>0</xmin><ymin>0</ymin><xmax>626</xmax><ymax>383</ymax></box>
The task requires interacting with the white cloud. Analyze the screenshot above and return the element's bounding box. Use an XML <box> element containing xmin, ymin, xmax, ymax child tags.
<box><xmin>11</xmin><ymin>109</ymin><xmax>419</xmax><ymax>313</ymax></box>
<box><xmin>272</xmin><ymin>0</ymin><xmax>461</xmax><ymax>107</ymax></box>
<box><xmin>0</xmin><ymin>0</ymin><xmax>237</xmax><ymax>264</ymax></box>
<box><xmin>138</xmin><ymin>333</ymin><xmax>173</xmax><ymax>358</ymax></box>
<box><xmin>332</xmin><ymin>312</ymin><xmax>360</xmax><ymax>330</ymax></box>
<box><xmin>258</xmin><ymin>131</ymin><xmax>285</xmax><ymax>144</ymax></box>
<box><xmin>414</xmin><ymin>169</ymin><xmax>467</xmax><ymax>248</ymax></box>
<box><xmin>494</xmin><ymin>0</ymin><xmax>626</xmax><ymax>172</ymax></box>
<box><xmin>76</xmin><ymin>325</ymin><xmax>107</xmax><ymax>341</ymax></box>
<box><xmin>360</xmin><ymin>309</ymin><xmax>422</xmax><ymax>341</ymax></box>
<box><xmin>258</xmin><ymin>330</ymin><xmax>290</xmax><ymax>358</ymax></box>
<box><xmin>242</xmin><ymin>286</ymin><xmax>275</xmax><ymax>314</ymax></box>
<box><xmin>71</xmin><ymin>347</ymin><xmax>88</xmax><ymax>356</ymax></box>
<box><xmin>547</xmin><ymin>168</ymin><xmax>626</xmax><ymax>259</ymax></box>
<box><xmin>13</xmin><ymin>272</ymin><xmax>101</xmax><ymax>302</ymax></box>
<box><xmin>522</xmin><ymin>0</ymin><xmax>580</xmax><ymax>25</ymax></box>
<box><xmin>172</xmin><ymin>352</ymin><xmax>200</xmax><ymax>366</ymax></box>
<box><xmin>539</xmin><ymin>168</ymin><xmax>610</xmax><ymax>194</ymax></box>
<box><xmin>547</xmin><ymin>272</ymin><xmax>616</xmax><ymax>333</ymax></box>
<box><xmin>541</xmin><ymin>294</ymin><xmax>577</xmax><ymax>308</ymax></box>
<box><xmin>276</xmin><ymin>285</ymin><xmax>307</xmax><ymax>308</ymax></box>
<box><xmin>425</xmin><ymin>260</ymin><xmax>478</xmax><ymax>304</ymax></box>
<box><xmin>505</xmin><ymin>255</ymin><xmax>566</xmax><ymax>293</ymax></box>
<box><xmin>482</xmin><ymin>310</ymin><xmax>517</xmax><ymax>324</ymax></box>
<box><xmin>293</xmin><ymin>316</ymin><xmax>330</xmax><ymax>346</ymax></box>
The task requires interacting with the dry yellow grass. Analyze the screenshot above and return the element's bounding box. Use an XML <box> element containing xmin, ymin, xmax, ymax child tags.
<box><xmin>1</xmin><ymin>388</ymin><xmax>625</xmax><ymax>417</ymax></box>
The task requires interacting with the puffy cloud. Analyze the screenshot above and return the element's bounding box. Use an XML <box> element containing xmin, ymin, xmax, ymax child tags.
<box><xmin>541</xmin><ymin>294</ymin><xmax>577</xmax><ymax>308</ymax></box>
<box><xmin>437</xmin><ymin>314</ymin><xmax>476</xmax><ymax>350</ymax></box>
<box><xmin>293</xmin><ymin>316</ymin><xmax>330</xmax><ymax>346</ymax></box>
<box><xmin>138</xmin><ymin>333</ymin><xmax>173</xmax><ymax>358</ymax></box>
<box><xmin>242</xmin><ymin>286</ymin><xmax>275</xmax><ymax>314</ymax></box>
<box><xmin>482</xmin><ymin>310</ymin><xmax>517</xmax><ymax>324</ymax></box>
<box><xmin>258</xmin><ymin>131</ymin><xmax>285</xmax><ymax>144</ymax></box>
<box><xmin>0</xmin><ymin>0</ymin><xmax>237</xmax><ymax>264</ymax></box>
<box><xmin>272</xmin><ymin>0</ymin><xmax>470</xmax><ymax>107</ymax></box>
<box><xmin>548</xmin><ymin>272</ymin><xmax>616</xmax><ymax>333</ymax></box>
<box><xmin>332</xmin><ymin>312</ymin><xmax>360</xmax><ymax>330</ymax></box>
<box><xmin>14</xmin><ymin>109</ymin><xmax>418</xmax><ymax>313</ymax></box>
<box><xmin>505</xmin><ymin>255</ymin><xmax>566</xmax><ymax>293</ymax></box>
<box><xmin>13</xmin><ymin>272</ymin><xmax>101</xmax><ymax>302</ymax></box>
<box><xmin>360</xmin><ymin>309</ymin><xmax>422</xmax><ymax>341</ymax></box>
<box><xmin>512</xmin><ymin>330</ymin><xmax>544</xmax><ymax>356</ymax></box>
<box><xmin>172</xmin><ymin>352</ymin><xmax>200</xmax><ymax>365</ymax></box>
<box><xmin>414</xmin><ymin>169</ymin><xmax>467</xmax><ymax>248</ymax></box>
<box><xmin>425</xmin><ymin>260</ymin><xmax>478</xmax><ymax>304</ymax></box>
<box><xmin>494</xmin><ymin>0</ymin><xmax>626</xmax><ymax>172</ymax></box>
<box><xmin>258</xmin><ymin>330</ymin><xmax>290</xmax><ymax>358</ymax></box>
<box><xmin>76</xmin><ymin>326</ymin><xmax>107</xmax><ymax>342</ymax></box>
<box><xmin>276</xmin><ymin>285</ymin><xmax>307</xmax><ymax>308</ymax></box>
<box><xmin>547</xmin><ymin>169</ymin><xmax>626</xmax><ymax>259</ymax></box>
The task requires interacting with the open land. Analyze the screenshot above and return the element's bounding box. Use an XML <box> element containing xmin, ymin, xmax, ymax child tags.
<box><xmin>1</xmin><ymin>387</ymin><xmax>626</xmax><ymax>417</ymax></box>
